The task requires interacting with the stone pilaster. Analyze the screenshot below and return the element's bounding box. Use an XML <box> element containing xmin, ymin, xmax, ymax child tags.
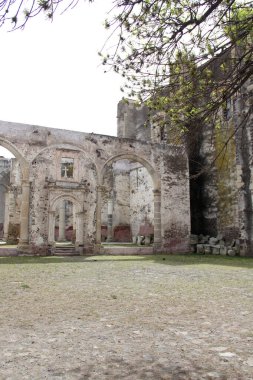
<box><xmin>58</xmin><ymin>200</ymin><xmax>66</xmax><ymax>241</ymax></box>
<box><xmin>3</xmin><ymin>191</ymin><xmax>9</xmax><ymax>241</ymax></box>
<box><xmin>153</xmin><ymin>189</ymin><xmax>162</xmax><ymax>249</ymax></box>
<box><xmin>96</xmin><ymin>186</ymin><xmax>103</xmax><ymax>244</ymax></box>
<box><xmin>48</xmin><ymin>211</ymin><xmax>56</xmax><ymax>245</ymax></box>
<box><xmin>106</xmin><ymin>199</ymin><xmax>113</xmax><ymax>242</ymax></box>
<box><xmin>75</xmin><ymin>211</ymin><xmax>84</xmax><ymax>246</ymax></box>
<box><xmin>18</xmin><ymin>180</ymin><xmax>30</xmax><ymax>247</ymax></box>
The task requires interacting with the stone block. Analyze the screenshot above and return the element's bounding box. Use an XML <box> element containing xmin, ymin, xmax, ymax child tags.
<box><xmin>137</xmin><ymin>235</ymin><xmax>144</xmax><ymax>245</ymax></box>
<box><xmin>204</xmin><ymin>245</ymin><xmax>211</xmax><ymax>254</ymax></box>
<box><xmin>196</xmin><ymin>244</ymin><xmax>204</xmax><ymax>254</ymax></box>
<box><xmin>220</xmin><ymin>246</ymin><xmax>228</xmax><ymax>255</ymax></box>
<box><xmin>216</xmin><ymin>233</ymin><xmax>224</xmax><ymax>241</ymax></box>
<box><xmin>227</xmin><ymin>249</ymin><xmax>236</xmax><ymax>256</ymax></box>
<box><xmin>209</xmin><ymin>237</ymin><xmax>218</xmax><ymax>245</ymax></box>
<box><xmin>144</xmin><ymin>236</ymin><xmax>151</xmax><ymax>245</ymax></box>
<box><xmin>211</xmin><ymin>246</ymin><xmax>220</xmax><ymax>255</ymax></box>
<box><xmin>234</xmin><ymin>240</ymin><xmax>240</xmax><ymax>254</ymax></box>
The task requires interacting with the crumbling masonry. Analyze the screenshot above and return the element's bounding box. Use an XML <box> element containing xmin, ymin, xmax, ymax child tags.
<box><xmin>1</xmin><ymin>74</ymin><xmax>252</xmax><ymax>256</ymax></box>
<box><xmin>0</xmin><ymin>113</ymin><xmax>190</xmax><ymax>255</ymax></box>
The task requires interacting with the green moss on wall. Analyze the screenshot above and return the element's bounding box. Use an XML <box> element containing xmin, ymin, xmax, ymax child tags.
<box><xmin>214</xmin><ymin>119</ymin><xmax>237</xmax><ymax>230</ymax></box>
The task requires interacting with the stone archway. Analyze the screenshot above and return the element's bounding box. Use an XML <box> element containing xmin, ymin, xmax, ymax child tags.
<box><xmin>48</xmin><ymin>194</ymin><xmax>84</xmax><ymax>249</ymax></box>
<box><xmin>96</xmin><ymin>153</ymin><xmax>162</xmax><ymax>249</ymax></box>
<box><xmin>101</xmin><ymin>153</ymin><xmax>160</xmax><ymax>190</ymax></box>
<box><xmin>0</xmin><ymin>138</ymin><xmax>30</xmax><ymax>249</ymax></box>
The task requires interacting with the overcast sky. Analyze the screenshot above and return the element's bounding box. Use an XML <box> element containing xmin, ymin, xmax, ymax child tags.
<box><xmin>0</xmin><ymin>0</ymin><xmax>124</xmax><ymax>157</ymax></box>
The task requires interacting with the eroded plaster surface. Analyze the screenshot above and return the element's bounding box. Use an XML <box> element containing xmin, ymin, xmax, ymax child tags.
<box><xmin>0</xmin><ymin>119</ymin><xmax>190</xmax><ymax>254</ymax></box>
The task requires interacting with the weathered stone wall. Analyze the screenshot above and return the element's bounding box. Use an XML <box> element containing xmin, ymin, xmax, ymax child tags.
<box><xmin>0</xmin><ymin>157</ymin><xmax>11</xmax><ymax>237</ymax></box>
<box><xmin>234</xmin><ymin>79</ymin><xmax>253</xmax><ymax>254</ymax></box>
<box><xmin>29</xmin><ymin>147</ymin><xmax>97</xmax><ymax>248</ymax></box>
<box><xmin>30</xmin><ymin>148</ymin><xmax>54</xmax><ymax>246</ymax></box>
<box><xmin>189</xmin><ymin>77</ymin><xmax>253</xmax><ymax>254</ymax></box>
<box><xmin>0</xmin><ymin>184</ymin><xmax>6</xmax><ymax>237</ymax></box>
<box><xmin>101</xmin><ymin>167</ymin><xmax>113</xmax><ymax>227</ymax></box>
<box><xmin>117</xmin><ymin>100</ymin><xmax>150</xmax><ymax>141</ymax></box>
<box><xmin>0</xmin><ymin>119</ymin><xmax>190</xmax><ymax>254</ymax></box>
<box><xmin>214</xmin><ymin>118</ymin><xmax>239</xmax><ymax>240</ymax></box>
<box><xmin>7</xmin><ymin>160</ymin><xmax>22</xmax><ymax>243</ymax></box>
<box><xmin>117</xmin><ymin>78</ymin><xmax>253</xmax><ymax>257</ymax></box>
<box><xmin>160</xmin><ymin>146</ymin><xmax>191</xmax><ymax>252</ymax></box>
<box><xmin>112</xmin><ymin>161</ymin><xmax>131</xmax><ymax>228</ymax></box>
<box><xmin>189</xmin><ymin>115</ymin><xmax>240</xmax><ymax>241</ymax></box>
<box><xmin>129</xmin><ymin>164</ymin><xmax>154</xmax><ymax>237</ymax></box>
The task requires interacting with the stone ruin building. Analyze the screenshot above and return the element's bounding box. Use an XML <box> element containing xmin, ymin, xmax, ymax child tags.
<box><xmin>0</xmin><ymin>73</ymin><xmax>252</xmax><ymax>256</ymax></box>
<box><xmin>117</xmin><ymin>74</ymin><xmax>253</xmax><ymax>256</ymax></box>
<box><xmin>0</xmin><ymin>113</ymin><xmax>190</xmax><ymax>255</ymax></box>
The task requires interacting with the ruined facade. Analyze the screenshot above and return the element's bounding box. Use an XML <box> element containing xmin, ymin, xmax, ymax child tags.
<box><xmin>117</xmin><ymin>75</ymin><xmax>253</xmax><ymax>256</ymax></box>
<box><xmin>0</xmin><ymin>118</ymin><xmax>190</xmax><ymax>255</ymax></box>
<box><xmin>188</xmin><ymin>77</ymin><xmax>253</xmax><ymax>255</ymax></box>
<box><xmin>2</xmin><ymin>73</ymin><xmax>251</xmax><ymax>256</ymax></box>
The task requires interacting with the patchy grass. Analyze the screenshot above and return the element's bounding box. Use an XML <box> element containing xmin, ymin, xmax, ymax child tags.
<box><xmin>20</xmin><ymin>283</ymin><xmax>30</xmax><ymax>289</ymax></box>
<box><xmin>0</xmin><ymin>254</ymin><xmax>253</xmax><ymax>379</ymax></box>
<box><xmin>1</xmin><ymin>253</ymin><xmax>252</xmax><ymax>268</ymax></box>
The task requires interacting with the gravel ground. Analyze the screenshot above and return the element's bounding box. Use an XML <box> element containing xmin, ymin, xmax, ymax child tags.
<box><xmin>0</xmin><ymin>254</ymin><xmax>253</xmax><ymax>380</ymax></box>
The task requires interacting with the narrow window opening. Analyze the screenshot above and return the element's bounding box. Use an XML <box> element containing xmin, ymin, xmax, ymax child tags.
<box><xmin>61</xmin><ymin>158</ymin><xmax>74</xmax><ymax>178</ymax></box>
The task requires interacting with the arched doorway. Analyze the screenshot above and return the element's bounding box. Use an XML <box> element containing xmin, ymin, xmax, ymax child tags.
<box><xmin>32</xmin><ymin>143</ymin><xmax>98</xmax><ymax>253</ymax></box>
<box><xmin>48</xmin><ymin>194</ymin><xmax>84</xmax><ymax>252</ymax></box>
<box><xmin>0</xmin><ymin>148</ymin><xmax>13</xmax><ymax>242</ymax></box>
<box><xmin>96</xmin><ymin>153</ymin><xmax>161</xmax><ymax>249</ymax></box>
<box><xmin>0</xmin><ymin>140</ymin><xmax>30</xmax><ymax>249</ymax></box>
<box><xmin>54</xmin><ymin>200</ymin><xmax>75</xmax><ymax>243</ymax></box>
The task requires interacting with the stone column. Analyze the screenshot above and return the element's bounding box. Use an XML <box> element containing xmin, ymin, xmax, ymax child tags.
<box><xmin>58</xmin><ymin>200</ymin><xmax>66</xmax><ymax>241</ymax></box>
<box><xmin>3</xmin><ymin>191</ymin><xmax>9</xmax><ymax>241</ymax></box>
<box><xmin>106</xmin><ymin>199</ymin><xmax>113</xmax><ymax>242</ymax></box>
<box><xmin>96</xmin><ymin>186</ymin><xmax>103</xmax><ymax>244</ymax></box>
<box><xmin>18</xmin><ymin>180</ymin><xmax>30</xmax><ymax>246</ymax></box>
<box><xmin>75</xmin><ymin>212</ymin><xmax>84</xmax><ymax>246</ymax></box>
<box><xmin>72</xmin><ymin>203</ymin><xmax>76</xmax><ymax>241</ymax></box>
<box><xmin>153</xmin><ymin>189</ymin><xmax>162</xmax><ymax>249</ymax></box>
<box><xmin>48</xmin><ymin>211</ymin><xmax>56</xmax><ymax>245</ymax></box>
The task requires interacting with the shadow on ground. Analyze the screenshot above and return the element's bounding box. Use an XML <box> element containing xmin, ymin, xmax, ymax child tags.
<box><xmin>50</xmin><ymin>358</ymin><xmax>229</xmax><ymax>380</ymax></box>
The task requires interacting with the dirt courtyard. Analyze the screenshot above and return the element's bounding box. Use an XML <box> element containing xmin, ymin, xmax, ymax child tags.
<box><xmin>0</xmin><ymin>254</ymin><xmax>253</xmax><ymax>380</ymax></box>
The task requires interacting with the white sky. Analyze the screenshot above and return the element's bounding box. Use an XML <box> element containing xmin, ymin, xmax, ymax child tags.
<box><xmin>0</xmin><ymin>0</ymin><xmax>124</xmax><ymax>157</ymax></box>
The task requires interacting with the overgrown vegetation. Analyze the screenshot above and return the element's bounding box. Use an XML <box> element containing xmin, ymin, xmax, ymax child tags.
<box><xmin>101</xmin><ymin>1</ymin><xmax>253</xmax><ymax>132</ymax></box>
<box><xmin>1</xmin><ymin>0</ymin><xmax>252</xmax><ymax>168</ymax></box>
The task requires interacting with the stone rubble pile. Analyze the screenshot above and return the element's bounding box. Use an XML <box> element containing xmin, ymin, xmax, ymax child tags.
<box><xmin>190</xmin><ymin>234</ymin><xmax>241</xmax><ymax>256</ymax></box>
